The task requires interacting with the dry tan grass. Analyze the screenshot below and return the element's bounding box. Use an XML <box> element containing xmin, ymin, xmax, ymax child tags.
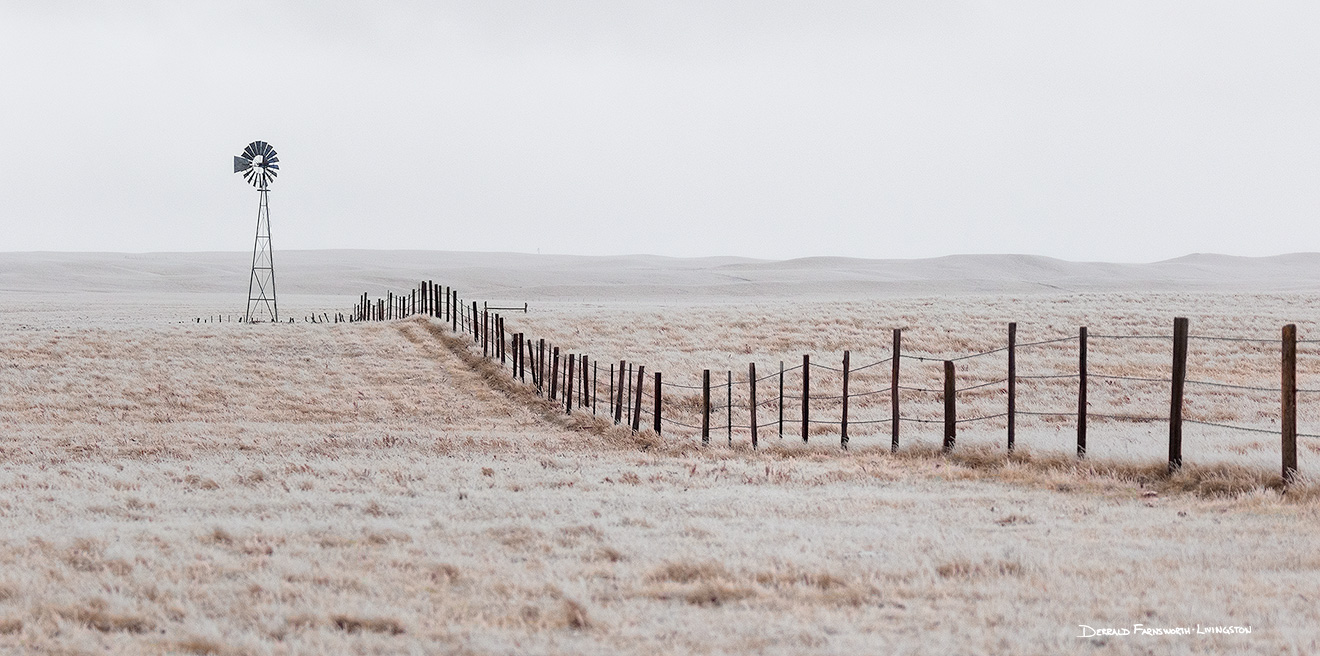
<box><xmin>2</xmin><ymin>306</ymin><xmax>1320</xmax><ymax>653</ymax></box>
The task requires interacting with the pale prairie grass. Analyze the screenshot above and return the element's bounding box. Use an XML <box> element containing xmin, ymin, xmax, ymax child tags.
<box><xmin>2</xmin><ymin>301</ymin><xmax>1320</xmax><ymax>653</ymax></box>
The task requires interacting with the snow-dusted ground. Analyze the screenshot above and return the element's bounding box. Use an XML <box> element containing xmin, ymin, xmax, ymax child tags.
<box><xmin>1</xmin><ymin>251</ymin><xmax>1318</xmax><ymax>654</ymax></box>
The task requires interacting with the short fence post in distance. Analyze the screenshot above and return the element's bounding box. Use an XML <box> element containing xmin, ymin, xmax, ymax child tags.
<box><xmin>632</xmin><ymin>366</ymin><xmax>645</xmax><ymax>432</ymax></box>
<box><xmin>1169</xmin><ymin>317</ymin><xmax>1189</xmax><ymax>473</ymax></box>
<box><xmin>702</xmin><ymin>369</ymin><xmax>711</xmax><ymax>446</ymax></box>
<box><xmin>653</xmin><ymin>372</ymin><xmax>662</xmax><ymax>433</ymax></box>
<box><xmin>801</xmin><ymin>354</ymin><xmax>810</xmax><ymax>443</ymax></box>
<box><xmin>749</xmin><ymin>363</ymin><xmax>758</xmax><ymax>449</ymax></box>
<box><xmin>943</xmin><ymin>360</ymin><xmax>956</xmax><ymax>453</ymax></box>
<box><xmin>1283</xmin><ymin>324</ymin><xmax>1298</xmax><ymax>485</ymax></box>
<box><xmin>615</xmin><ymin>361</ymin><xmax>626</xmax><ymax>425</ymax></box>
<box><xmin>565</xmin><ymin>354</ymin><xmax>575</xmax><ymax>414</ymax></box>
<box><xmin>1078</xmin><ymin>326</ymin><xmax>1087</xmax><ymax>458</ymax></box>
<box><xmin>841</xmin><ymin>350</ymin><xmax>850</xmax><ymax>450</ymax></box>
<box><xmin>550</xmin><ymin>347</ymin><xmax>560</xmax><ymax>401</ymax></box>
<box><xmin>892</xmin><ymin>328</ymin><xmax>902</xmax><ymax>452</ymax></box>
<box><xmin>1008</xmin><ymin>322</ymin><xmax>1016</xmax><ymax>454</ymax></box>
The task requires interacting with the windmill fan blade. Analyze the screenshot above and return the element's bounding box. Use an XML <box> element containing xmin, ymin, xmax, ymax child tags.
<box><xmin>266</xmin><ymin>155</ymin><xmax>279</xmax><ymax>165</ymax></box>
<box><xmin>233</xmin><ymin>156</ymin><xmax>253</xmax><ymax>173</ymax></box>
<box><xmin>244</xmin><ymin>143</ymin><xmax>257</xmax><ymax>159</ymax></box>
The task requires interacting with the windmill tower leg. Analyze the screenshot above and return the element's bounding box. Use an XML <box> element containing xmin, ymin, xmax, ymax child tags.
<box><xmin>245</xmin><ymin>187</ymin><xmax>278</xmax><ymax>323</ymax></box>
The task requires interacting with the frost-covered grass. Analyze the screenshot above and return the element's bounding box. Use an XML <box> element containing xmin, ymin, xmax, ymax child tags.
<box><xmin>1</xmin><ymin>304</ymin><xmax>1319</xmax><ymax>654</ymax></box>
<box><xmin>509</xmin><ymin>292</ymin><xmax>1320</xmax><ymax>474</ymax></box>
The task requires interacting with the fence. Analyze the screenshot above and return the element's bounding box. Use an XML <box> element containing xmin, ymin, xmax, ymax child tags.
<box><xmin>350</xmin><ymin>281</ymin><xmax>1315</xmax><ymax>485</ymax></box>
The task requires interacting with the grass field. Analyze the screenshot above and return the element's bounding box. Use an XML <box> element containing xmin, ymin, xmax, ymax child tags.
<box><xmin>1</xmin><ymin>301</ymin><xmax>1319</xmax><ymax>654</ymax></box>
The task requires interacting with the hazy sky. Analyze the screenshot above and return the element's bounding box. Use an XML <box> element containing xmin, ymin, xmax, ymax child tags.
<box><xmin>1</xmin><ymin>2</ymin><xmax>1317</xmax><ymax>261</ymax></box>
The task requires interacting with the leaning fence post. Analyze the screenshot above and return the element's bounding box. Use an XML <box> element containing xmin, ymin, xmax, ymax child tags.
<box><xmin>749</xmin><ymin>363</ymin><xmax>758</xmax><ymax>449</ymax></box>
<box><xmin>654</xmin><ymin>372</ymin><xmax>662</xmax><ymax>434</ymax></box>
<box><xmin>1169</xmin><ymin>317</ymin><xmax>1189</xmax><ymax>473</ymax></box>
<box><xmin>1078</xmin><ymin>326</ymin><xmax>1087</xmax><ymax>459</ymax></box>
<box><xmin>943</xmin><ymin>360</ymin><xmax>956</xmax><ymax>453</ymax></box>
<box><xmin>1283</xmin><ymin>324</ymin><xmax>1298</xmax><ymax>485</ymax></box>
<box><xmin>892</xmin><ymin>329</ymin><xmax>901</xmax><ymax>452</ymax></box>
<box><xmin>801</xmin><ymin>354</ymin><xmax>810</xmax><ymax>443</ymax></box>
<box><xmin>702</xmin><ymin>370</ymin><xmax>711</xmax><ymax>446</ymax></box>
<box><xmin>841</xmin><ymin>350</ymin><xmax>850</xmax><ymax>450</ymax></box>
<box><xmin>1008</xmin><ymin>322</ymin><xmax>1017</xmax><ymax>453</ymax></box>
<box><xmin>632</xmin><ymin>366</ymin><xmax>646</xmax><ymax>432</ymax></box>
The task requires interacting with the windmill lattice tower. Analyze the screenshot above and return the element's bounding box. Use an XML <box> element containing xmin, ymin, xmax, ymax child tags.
<box><xmin>233</xmin><ymin>141</ymin><xmax>280</xmax><ymax>323</ymax></box>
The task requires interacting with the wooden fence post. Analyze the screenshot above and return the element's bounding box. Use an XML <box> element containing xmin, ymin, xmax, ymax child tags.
<box><xmin>1169</xmin><ymin>317</ymin><xmax>1189</xmax><ymax>473</ymax></box>
<box><xmin>482</xmin><ymin>309</ymin><xmax>489</xmax><ymax>357</ymax></box>
<box><xmin>565</xmin><ymin>354</ymin><xmax>575</xmax><ymax>414</ymax></box>
<box><xmin>579</xmin><ymin>355</ymin><xmax>588</xmax><ymax>409</ymax></box>
<box><xmin>627</xmin><ymin>363</ymin><xmax>635</xmax><ymax>427</ymax></box>
<box><xmin>632</xmin><ymin>366</ymin><xmax>645</xmax><ymax>432</ymax></box>
<box><xmin>841</xmin><ymin>350</ymin><xmax>850</xmax><ymax>450</ymax></box>
<box><xmin>654</xmin><ymin>372</ymin><xmax>662</xmax><ymax>433</ymax></box>
<box><xmin>1078</xmin><ymin>326</ymin><xmax>1087</xmax><ymax>458</ymax></box>
<box><xmin>702</xmin><ymin>369</ymin><xmax>711</xmax><ymax>446</ymax></box>
<box><xmin>593</xmin><ymin>361</ymin><xmax>599</xmax><ymax>415</ymax></box>
<box><xmin>943</xmin><ymin>360</ymin><xmax>956</xmax><ymax>453</ymax></box>
<box><xmin>608</xmin><ymin>363</ymin><xmax>615</xmax><ymax>418</ymax></box>
<box><xmin>749</xmin><ymin>363</ymin><xmax>758</xmax><ymax>449</ymax></box>
<box><xmin>538</xmin><ymin>339</ymin><xmax>546</xmax><ymax>394</ymax></box>
<box><xmin>1008</xmin><ymin>322</ymin><xmax>1017</xmax><ymax>454</ymax></box>
<box><xmin>892</xmin><ymin>328</ymin><xmax>901</xmax><ymax>452</ymax></box>
<box><xmin>1283</xmin><ymin>324</ymin><xmax>1298</xmax><ymax>485</ymax></box>
<box><xmin>801</xmin><ymin>354</ymin><xmax>810</xmax><ymax>443</ymax></box>
<box><xmin>550</xmin><ymin>347</ymin><xmax>560</xmax><ymax>401</ymax></box>
<box><xmin>615</xmin><ymin>361</ymin><xmax>626</xmax><ymax>425</ymax></box>
<box><xmin>471</xmin><ymin>301</ymin><xmax>478</xmax><ymax>341</ymax></box>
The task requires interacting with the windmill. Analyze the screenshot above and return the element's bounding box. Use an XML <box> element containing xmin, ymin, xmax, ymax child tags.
<box><xmin>233</xmin><ymin>141</ymin><xmax>280</xmax><ymax>323</ymax></box>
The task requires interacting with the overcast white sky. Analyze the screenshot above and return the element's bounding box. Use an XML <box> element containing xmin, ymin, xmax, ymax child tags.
<box><xmin>1</xmin><ymin>2</ymin><xmax>1317</xmax><ymax>261</ymax></box>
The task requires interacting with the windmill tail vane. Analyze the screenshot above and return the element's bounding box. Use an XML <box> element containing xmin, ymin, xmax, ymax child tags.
<box><xmin>234</xmin><ymin>140</ymin><xmax>279</xmax><ymax>322</ymax></box>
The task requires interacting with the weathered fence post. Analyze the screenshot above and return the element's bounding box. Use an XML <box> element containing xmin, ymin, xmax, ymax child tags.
<box><xmin>579</xmin><ymin>355</ymin><xmax>588</xmax><ymax>409</ymax></box>
<box><xmin>593</xmin><ymin>361</ymin><xmax>599</xmax><ymax>415</ymax></box>
<box><xmin>565</xmin><ymin>354</ymin><xmax>575</xmax><ymax>414</ymax></box>
<box><xmin>1078</xmin><ymin>326</ymin><xmax>1087</xmax><ymax>458</ymax></box>
<box><xmin>702</xmin><ymin>369</ymin><xmax>711</xmax><ymax>446</ymax></box>
<box><xmin>626</xmin><ymin>363</ymin><xmax>635</xmax><ymax>427</ymax></box>
<box><xmin>1008</xmin><ymin>322</ymin><xmax>1017</xmax><ymax>453</ymax></box>
<box><xmin>482</xmin><ymin>309</ymin><xmax>489</xmax><ymax>356</ymax></box>
<box><xmin>550</xmin><ymin>347</ymin><xmax>560</xmax><ymax>401</ymax></box>
<box><xmin>1283</xmin><ymin>324</ymin><xmax>1298</xmax><ymax>485</ymax></box>
<box><xmin>841</xmin><ymin>350</ymin><xmax>850</xmax><ymax>450</ymax></box>
<box><xmin>653</xmin><ymin>372</ymin><xmax>662</xmax><ymax>434</ymax></box>
<box><xmin>1169</xmin><ymin>317</ymin><xmax>1189</xmax><ymax>473</ymax></box>
<box><xmin>632</xmin><ymin>366</ymin><xmax>645</xmax><ymax>432</ymax></box>
<box><xmin>608</xmin><ymin>363</ymin><xmax>615</xmax><ymax>418</ymax></box>
<box><xmin>801</xmin><ymin>354</ymin><xmax>810</xmax><ymax>443</ymax></box>
<box><xmin>471</xmin><ymin>301</ymin><xmax>478</xmax><ymax>341</ymax></box>
<box><xmin>892</xmin><ymin>328</ymin><xmax>901</xmax><ymax>452</ymax></box>
<box><xmin>749</xmin><ymin>363</ymin><xmax>758</xmax><ymax>449</ymax></box>
<box><xmin>615</xmin><ymin>361</ymin><xmax>626</xmax><ymax>425</ymax></box>
<box><xmin>538</xmin><ymin>339</ymin><xmax>546</xmax><ymax>394</ymax></box>
<box><xmin>943</xmin><ymin>360</ymin><xmax>956</xmax><ymax>453</ymax></box>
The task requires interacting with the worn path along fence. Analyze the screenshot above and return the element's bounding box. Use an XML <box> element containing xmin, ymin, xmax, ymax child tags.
<box><xmin>350</xmin><ymin>282</ymin><xmax>1316</xmax><ymax>485</ymax></box>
